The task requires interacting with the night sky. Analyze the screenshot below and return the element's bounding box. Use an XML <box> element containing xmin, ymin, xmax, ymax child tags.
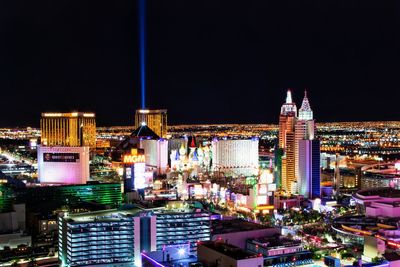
<box><xmin>1</xmin><ymin>1</ymin><xmax>399</xmax><ymax>127</ymax></box>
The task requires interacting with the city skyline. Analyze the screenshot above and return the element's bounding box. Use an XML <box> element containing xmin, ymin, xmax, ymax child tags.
<box><xmin>1</xmin><ymin>1</ymin><xmax>399</xmax><ymax>127</ymax></box>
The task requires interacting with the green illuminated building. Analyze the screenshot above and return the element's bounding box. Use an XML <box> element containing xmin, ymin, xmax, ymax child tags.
<box><xmin>0</xmin><ymin>184</ymin><xmax>14</xmax><ymax>212</ymax></box>
<box><xmin>23</xmin><ymin>183</ymin><xmax>122</xmax><ymax>208</ymax></box>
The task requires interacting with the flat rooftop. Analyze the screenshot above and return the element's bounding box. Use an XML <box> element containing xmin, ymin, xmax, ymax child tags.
<box><xmin>143</xmin><ymin>255</ymin><xmax>199</xmax><ymax>267</ymax></box>
<box><xmin>212</xmin><ymin>219</ymin><xmax>272</xmax><ymax>235</ymax></box>
<box><xmin>62</xmin><ymin>208</ymin><xmax>143</xmax><ymax>223</ymax></box>
<box><xmin>356</xmin><ymin>188</ymin><xmax>400</xmax><ymax>198</ymax></box>
<box><xmin>249</xmin><ymin>236</ymin><xmax>301</xmax><ymax>249</ymax></box>
<box><xmin>383</xmin><ymin>252</ymin><xmax>400</xmax><ymax>261</ymax></box>
<box><xmin>199</xmin><ymin>241</ymin><xmax>259</xmax><ymax>260</ymax></box>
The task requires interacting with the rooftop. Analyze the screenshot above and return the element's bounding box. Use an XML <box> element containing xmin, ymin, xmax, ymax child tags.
<box><xmin>199</xmin><ymin>241</ymin><xmax>260</xmax><ymax>260</ymax></box>
<box><xmin>249</xmin><ymin>236</ymin><xmax>302</xmax><ymax>249</ymax></box>
<box><xmin>142</xmin><ymin>254</ymin><xmax>200</xmax><ymax>267</ymax></box>
<box><xmin>211</xmin><ymin>219</ymin><xmax>272</xmax><ymax>235</ymax></box>
<box><xmin>62</xmin><ymin>208</ymin><xmax>143</xmax><ymax>223</ymax></box>
<box><xmin>383</xmin><ymin>252</ymin><xmax>400</xmax><ymax>261</ymax></box>
<box><xmin>356</xmin><ymin>187</ymin><xmax>400</xmax><ymax>198</ymax></box>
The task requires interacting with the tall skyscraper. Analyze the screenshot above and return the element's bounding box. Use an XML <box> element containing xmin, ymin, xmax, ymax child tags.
<box><xmin>298</xmin><ymin>139</ymin><xmax>321</xmax><ymax>199</ymax></box>
<box><xmin>278</xmin><ymin>90</ymin><xmax>297</xmax><ymax>194</ymax></box>
<box><xmin>279</xmin><ymin>90</ymin><xmax>297</xmax><ymax>149</ymax></box>
<box><xmin>39</xmin><ymin>112</ymin><xmax>94</xmax><ymax>184</ymax></box>
<box><xmin>40</xmin><ymin>112</ymin><xmax>96</xmax><ymax>148</ymax></box>
<box><xmin>135</xmin><ymin>109</ymin><xmax>167</xmax><ymax>138</ymax></box>
<box><xmin>295</xmin><ymin>91</ymin><xmax>316</xmax><ymax>181</ymax></box>
<box><xmin>211</xmin><ymin>138</ymin><xmax>259</xmax><ymax>176</ymax></box>
<box><xmin>296</xmin><ymin>91</ymin><xmax>321</xmax><ymax>199</ymax></box>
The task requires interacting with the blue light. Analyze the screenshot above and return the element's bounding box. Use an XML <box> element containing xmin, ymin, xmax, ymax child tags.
<box><xmin>138</xmin><ymin>0</ymin><xmax>146</xmax><ymax>109</ymax></box>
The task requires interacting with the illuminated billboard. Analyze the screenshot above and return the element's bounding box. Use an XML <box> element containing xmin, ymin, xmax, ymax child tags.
<box><xmin>123</xmin><ymin>149</ymin><xmax>147</xmax><ymax>191</ymax></box>
<box><xmin>43</xmin><ymin>153</ymin><xmax>80</xmax><ymax>162</ymax></box>
<box><xmin>38</xmin><ymin>146</ymin><xmax>89</xmax><ymax>184</ymax></box>
<box><xmin>123</xmin><ymin>149</ymin><xmax>146</xmax><ymax>164</ymax></box>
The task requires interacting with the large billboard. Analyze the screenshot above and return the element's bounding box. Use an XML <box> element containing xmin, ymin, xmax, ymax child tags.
<box><xmin>43</xmin><ymin>153</ymin><xmax>80</xmax><ymax>163</ymax></box>
<box><xmin>38</xmin><ymin>146</ymin><xmax>89</xmax><ymax>184</ymax></box>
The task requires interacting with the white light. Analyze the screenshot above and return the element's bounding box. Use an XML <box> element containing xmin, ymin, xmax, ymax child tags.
<box><xmin>141</xmin><ymin>121</ymin><xmax>146</xmax><ymax>126</ymax></box>
<box><xmin>178</xmin><ymin>248</ymin><xmax>185</xmax><ymax>256</ymax></box>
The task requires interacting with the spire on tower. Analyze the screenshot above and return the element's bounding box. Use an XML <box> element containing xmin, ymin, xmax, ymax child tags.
<box><xmin>286</xmin><ymin>89</ymin><xmax>293</xmax><ymax>103</ymax></box>
<box><xmin>280</xmin><ymin>89</ymin><xmax>297</xmax><ymax>116</ymax></box>
<box><xmin>299</xmin><ymin>90</ymin><xmax>313</xmax><ymax>120</ymax></box>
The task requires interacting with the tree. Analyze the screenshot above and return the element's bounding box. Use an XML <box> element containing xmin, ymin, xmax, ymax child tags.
<box><xmin>28</xmin><ymin>257</ymin><xmax>38</xmax><ymax>267</ymax></box>
<box><xmin>11</xmin><ymin>259</ymin><xmax>20</xmax><ymax>267</ymax></box>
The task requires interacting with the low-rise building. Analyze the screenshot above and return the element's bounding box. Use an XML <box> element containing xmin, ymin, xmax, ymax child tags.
<box><xmin>198</xmin><ymin>241</ymin><xmax>263</xmax><ymax>267</ymax></box>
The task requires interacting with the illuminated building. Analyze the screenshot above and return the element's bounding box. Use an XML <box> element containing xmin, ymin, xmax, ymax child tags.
<box><xmin>58</xmin><ymin>208</ymin><xmax>157</xmax><ymax>267</ymax></box>
<box><xmin>211</xmin><ymin>219</ymin><xmax>279</xmax><ymax>250</ymax></box>
<box><xmin>122</xmin><ymin>148</ymin><xmax>147</xmax><ymax>192</ymax></box>
<box><xmin>284</xmin><ymin>131</ymin><xmax>296</xmax><ymax>194</ymax></box>
<box><xmin>22</xmin><ymin>183</ymin><xmax>122</xmax><ymax>208</ymax></box>
<box><xmin>58</xmin><ymin>202</ymin><xmax>209</xmax><ymax>266</ymax></box>
<box><xmin>0</xmin><ymin>183</ymin><xmax>14</xmax><ymax>213</ymax></box>
<box><xmin>246</xmin><ymin>236</ymin><xmax>313</xmax><ymax>266</ymax></box>
<box><xmin>135</xmin><ymin>109</ymin><xmax>167</xmax><ymax>138</ymax></box>
<box><xmin>278</xmin><ymin>90</ymin><xmax>297</xmax><ymax>195</ymax></box>
<box><xmin>298</xmin><ymin>139</ymin><xmax>321</xmax><ymax>199</ymax></box>
<box><xmin>361</xmin><ymin>162</ymin><xmax>400</xmax><ymax>190</ymax></box>
<box><xmin>211</xmin><ymin>138</ymin><xmax>259</xmax><ymax>176</ymax></box>
<box><xmin>141</xmin><ymin>244</ymin><xmax>197</xmax><ymax>267</ymax></box>
<box><xmin>37</xmin><ymin>146</ymin><xmax>90</xmax><ymax>184</ymax></box>
<box><xmin>40</xmin><ymin>112</ymin><xmax>96</xmax><ymax>148</ymax></box>
<box><xmin>170</xmin><ymin>137</ymin><xmax>211</xmax><ymax>174</ymax></box>
<box><xmin>119</xmin><ymin>123</ymin><xmax>168</xmax><ymax>175</ymax></box>
<box><xmin>279</xmin><ymin>90</ymin><xmax>297</xmax><ymax>149</ymax></box>
<box><xmin>140</xmin><ymin>138</ymin><xmax>168</xmax><ymax>174</ymax></box>
<box><xmin>198</xmin><ymin>241</ymin><xmax>264</xmax><ymax>267</ymax></box>
<box><xmin>154</xmin><ymin>201</ymin><xmax>211</xmax><ymax>253</ymax></box>
<box><xmin>295</xmin><ymin>91</ymin><xmax>315</xmax><ymax>182</ymax></box>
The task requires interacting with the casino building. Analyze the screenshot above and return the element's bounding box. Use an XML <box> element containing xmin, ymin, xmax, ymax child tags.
<box><xmin>37</xmin><ymin>146</ymin><xmax>90</xmax><ymax>184</ymax></box>
<box><xmin>40</xmin><ymin>112</ymin><xmax>96</xmax><ymax>148</ymax></box>
<box><xmin>211</xmin><ymin>138</ymin><xmax>259</xmax><ymax>176</ymax></box>
<box><xmin>38</xmin><ymin>111</ymin><xmax>95</xmax><ymax>185</ymax></box>
<box><xmin>58</xmin><ymin>201</ymin><xmax>210</xmax><ymax>267</ymax></box>
<box><xmin>135</xmin><ymin>109</ymin><xmax>167</xmax><ymax>138</ymax></box>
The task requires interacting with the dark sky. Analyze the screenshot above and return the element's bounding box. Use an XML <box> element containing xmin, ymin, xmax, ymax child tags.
<box><xmin>1</xmin><ymin>1</ymin><xmax>399</xmax><ymax>127</ymax></box>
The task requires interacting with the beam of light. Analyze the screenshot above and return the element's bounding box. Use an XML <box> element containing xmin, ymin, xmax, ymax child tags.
<box><xmin>138</xmin><ymin>0</ymin><xmax>146</xmax><ymax>109</ymax></box>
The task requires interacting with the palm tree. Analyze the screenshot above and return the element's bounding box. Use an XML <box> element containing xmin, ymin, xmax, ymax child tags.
<box><xmin>28</xmin><ymin>256</ymin><xmax>38</xmax><ymax>267</ymax></box>
<box><xmin>11</xmin><ymin>258</ymin><xmax>20</xmax><ymax>267</ymax></box>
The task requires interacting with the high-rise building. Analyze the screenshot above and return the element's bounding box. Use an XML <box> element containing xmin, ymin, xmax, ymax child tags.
<box><xmin>40</xmin><ymin>112</ymin><xmax>96</xmax><ymax>148</ymax></box>
<box><xmin>58</xmin><ymin>208</ymin><xmax>156</xmax><ymax>267</ymax></box>
<box><xmin>278</xmin><ymin>90</ymin><xmax>297</xmax><ymax>195</ymax></box>
<box><xmin>58</xmin><ymin>202</ymin><xmax>209</xmax><ymax>267</ymax></box>
<box><xmin>284</xmin><ymin>131</ymin><xmax>296</xmax><ymax>193</ymax></box>
<box><xmin>37</xmin><ymin>146</ymin><xmax>90</xmax><ymax>184</ymax></box>
<box><xmin>298</xmin><ymin>139</ymin><xmax>321</xmax><ymax>199</ymax></box>
<box><xmin>295</xmin><ymin>91</ymin><xmax>316</xmax><ymax>182</ymax></box>
<box><xmin>279</xmin><ymin>90</ymin><xmax>297</xmax><ymax>149</ymax></box>
<box><xmin>211</xmin><ymin>138</ymin><xmax>259</xmax><ymax>176</ymax></box>
<box><xmin>154</xmin><ymin>202</ymin><xmax>211</xmax><ymax>253</ymax></box>
<box><xmin>295</xmin><ymin>91</ymin><xmax>321</xmax><ymax>199</ymax></box>
<box><xmin>135</xmin><ymin>109</ymin><xmax>167</xmax><ymax>138</ymax></box>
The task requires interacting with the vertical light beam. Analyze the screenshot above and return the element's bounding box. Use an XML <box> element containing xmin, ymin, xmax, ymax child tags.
<box><xmin>138</xmin><ymin>0</ymin><xmax>146</xmax><ymax>109</ymax></box>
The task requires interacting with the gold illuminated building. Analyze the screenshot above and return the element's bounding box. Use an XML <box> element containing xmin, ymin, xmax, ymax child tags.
<box><xmin>135</xmin><ymin>109</ymin><xmax>167</xmax><ymax>138</ymax></box>
<box><xmin>279</xmin><ymin>90</ymin><xmax>297</xmax><ymax>195</ymax></box>
<box><xmin>40</xmin><ymin>112</ymin><xmax>96</xmax><ymax>148</ymax></box>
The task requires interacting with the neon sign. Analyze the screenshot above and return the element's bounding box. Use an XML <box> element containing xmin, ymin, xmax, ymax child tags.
<box><xmin>123</xmin><ymin>149</ymin><xmax>146</xmax><ymax>164</ymax></box>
